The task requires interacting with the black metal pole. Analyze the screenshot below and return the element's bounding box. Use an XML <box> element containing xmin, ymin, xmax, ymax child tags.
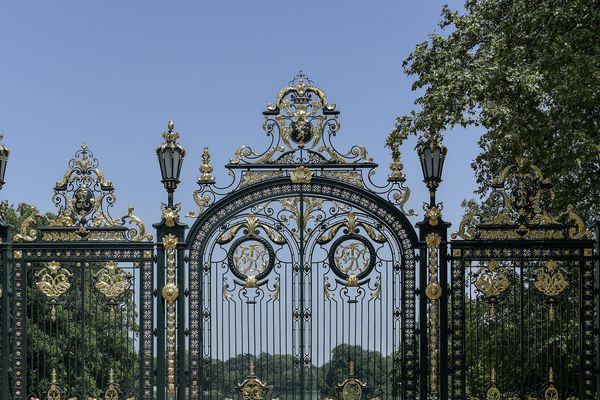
<box><xmin>0</xmin><ymin>222</ymin><xmax>11</xmax><ymax>400</ymax></box>
<box><xmin>595</xmin><ymin>221</ymin><xmax>599</xmax><ymax>398</ymax></box>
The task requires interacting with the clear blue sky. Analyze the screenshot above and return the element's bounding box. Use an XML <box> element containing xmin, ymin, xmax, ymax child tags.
<box><xmin>0</xmin><ymin>1</ymin><xmax>481</xmax><ymax>231</ymax></box>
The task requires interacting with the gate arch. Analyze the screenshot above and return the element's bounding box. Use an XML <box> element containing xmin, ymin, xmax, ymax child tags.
<box><xmin>183</xmin><ymin>73</ymin><xmax>419</xmax><ymax>400</ymax></box>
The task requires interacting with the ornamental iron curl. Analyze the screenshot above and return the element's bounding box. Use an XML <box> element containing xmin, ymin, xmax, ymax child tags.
<box><xmin>189</xmin><ymin>72</ymin><xmax>416</xmax><ymax>218</ymax></box>
<box><xmin>452</xmin><ymin>159</ymin><xmax>592</xmax><ymax>241</ymax></box>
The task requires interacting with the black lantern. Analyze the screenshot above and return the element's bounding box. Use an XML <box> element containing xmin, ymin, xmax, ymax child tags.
<box><xmin>0</xmin><ymin>134</ymin><xmax>9</xmax><ymax>190</ymax></box>
<box><xmin>416</xmin><ymin>132</ymin><xmax>447</xmax><ymax>206</ymax></box>
<box><xmin>156</xmin><ymin>120</ymin><xmax>186</xmax><ymax>206</ymax></box>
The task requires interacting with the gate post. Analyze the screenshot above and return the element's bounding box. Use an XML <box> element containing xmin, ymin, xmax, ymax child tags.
<box><xmin>595</xmin><ymin>221</ymin><xmax>599</xmax><ymax>397</ymax></box>
<box><xmin>417</xmin><ymin>206</ymin><xmax>450</xmax><ymax>400</ymax></box>
<box><xmin>0</xmin><ymin>220</ymin><xmax>12</xmax><ymax>400</ymax></box>
<box><xmin>155</xmin><ymin>208</ymin><xmax>188</xmax><ymax>400</ymax></box>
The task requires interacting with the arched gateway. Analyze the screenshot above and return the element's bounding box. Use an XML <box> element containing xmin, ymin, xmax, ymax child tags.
<box><xmin>183</xmin><ymin>73</ymin><xmax>419</xmax><ymax>399</ymax></box>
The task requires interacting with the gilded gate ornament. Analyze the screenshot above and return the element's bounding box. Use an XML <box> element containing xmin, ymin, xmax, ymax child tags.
<box><xmin>486</xmin><ymin>368</ymin><xmax>501</xmax><ymax>400</ymax></box>
<box><xmin>451</xmin><ymin>160</ymin><xmax>592</xmax><ymax>241</ymax></box>
<box><xmin>28</xmin><ymin>144</ymin><xmax>154</xmax><ymax>242</ymax></box>
<box><xmin>13</xmin><ymin>207</ymin><xmax>41</xmax><ymax>242</ymax></box>
<box><xmin>236</xmin><ymin>360</ymin><xmax>267</xmax><ymax>400</ymax></box>
<box><xmin>425</xmin><ymin>233</ymin><xmax>442</xmax><ymax>398</ymax></box>
<box><xmin>189</xmin><ymin>71</ymin><xmax>415</xmax><ymax>227</ymax></box>
<box><xmin>337</xmin><ymin>361</ymin><xmax>366</xmax><ymax>400</ymax></box>
<box><xmin>46</xmin><ymin>368</ymin><xmax>63</xmax><ymax>400</ymax></box>
<box><xmin>534</xmin><ymin>260</ymin><xmax>568</xmax><ymax>320</ymax></box>
<box><xmin>36</xmin><ymin>261</ymin><xmax>72</xmax><ymax>321</ymax></box>
<box><xmin>162</xmin><ymin>234</ymin><xmax>179</xmax><ymax>394</ymax></box>
<box><xmin>474</xmin><ymin>260</ymin><xmax>510</xmax><ymax>317</ymax></box>
<box><xmin>94</xmin><ymin>261</ymin><xmax>132</xmax><ymax>317</ymax></box>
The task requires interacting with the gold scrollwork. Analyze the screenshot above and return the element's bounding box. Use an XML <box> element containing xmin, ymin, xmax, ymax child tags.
<box><xmin>36</xmin><ymin>261</ymin><xmax>72</xmax><ymax>321</ymax></box>
<box><xmin>337</xmin><ymin>361</ymin><xmax>367</xmax><ymax>400</ymax></box>
<box><xmin>475</xmin><ymin>261</ymin><xmax>510</xmax><ymax>317</ymax></box>
<box><xmin>290</xmin><ymin>166</ymin><xmax>313</xmax><ymax>184</ymax></box>
<box><xmin>94</xmin><ymin>261</ymin><xmax>131</xmax><ymax>317</ymax></box>
<box><xmin>13</xmin><ymin>207</ymin><xmax>41</xmax><ymax>242</ymax></box>
<box><xmin>451</xmin><ymin>160</ymin><xmax>592</xmax><ymax>241</ymax></box>
<box><xmin>318</xmin><ymin>212</ymin><xmax>386</xmax><ymax>244</ymax></box>
<box><xmin>236</xmin><ymin>360</ymin><xmax>267</xmax><ymax>400</ymax></box>
<box><xmin>161</xmin><ymin>234</ymin><xmax>179</xmax><ymax>394</ymax></box>
<box><xmin>534</xmin><ymin>260</ymin><xmax>568</xmax><ymax>320</ymax></box>
<box><xmin>121</xmin><ymin>207</ymin><xmax>152</xmax><ymax>241</ymax></box>
<box><xmin>218</xmin><ymin>214</ymin><xmax>285</xmax><ymax>245</ymax></box>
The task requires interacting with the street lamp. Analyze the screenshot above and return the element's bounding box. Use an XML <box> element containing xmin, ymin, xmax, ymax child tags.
<box><xmin>0</xmin><ymin>134</ymin><xmax>9</xmax><ymax>190</ymax></box>
<box><xmin>416</xmin><ymin>132</ymin><xmax>447</xmax><ymax>207</ymax></box>
<box><xmin>156</xmin><ymin>120</ymin><xmax>186</xmax><ymax>207</ymax></box>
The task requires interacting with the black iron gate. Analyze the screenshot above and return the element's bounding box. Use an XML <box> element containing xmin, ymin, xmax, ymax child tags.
<box><xmin>181</xmin><ymin>74</ymin><xmax>419</xmax><ymax>399</ymax></box>
<box><xmin>449</xmin><ymin>161</ymin><xmax>597</xmax><ymax>399</ymax></box>
<box><xmin>0</xmin><ymin>75</ymin><xmax>598</xmax><ymax>400</ymax></box>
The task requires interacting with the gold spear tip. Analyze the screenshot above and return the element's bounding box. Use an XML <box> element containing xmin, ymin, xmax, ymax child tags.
<box><xmin>167</xmin><ymin>119</ymin><xmax>175</xmax><ymax>132</ymax></box>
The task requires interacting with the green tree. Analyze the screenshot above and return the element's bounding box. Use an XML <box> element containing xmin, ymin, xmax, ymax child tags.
<box><xmin>1</xmin><ymin>202</ymin><xmax>139</xmax><ymax>398</ymax></box>
<box><xmin>388</xmin><ymin>0</ymin><xmax>600</xmax><ymax>221</ymax></box>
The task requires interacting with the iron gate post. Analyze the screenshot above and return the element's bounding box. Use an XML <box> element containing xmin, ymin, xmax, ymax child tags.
<box><xmin>417</xmin><ymin>206</ymin><xmax>450</xmax><ymax>400</ymax></box>
<box><xmin>595</xmin><ymin>221</ymin><xmax>599</xmax><ymax>397</ymax></box>
<box><xmin>0</xmin><ymin>221</ymin><xmax>11</xmax><ymax>400</ymax></box>
<box><xmin>155</xmin><ymin>209</ymin><xmax>188</xmax><ymax>400</ymax></box>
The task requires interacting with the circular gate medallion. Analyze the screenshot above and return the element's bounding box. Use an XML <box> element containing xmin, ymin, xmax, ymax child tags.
<box><xmin>227</xmin><ymin>236</ymin><xmax>275</xmax><ymax>282</ymax></box>
<box><xmin>329</xmin><ymin>234</ymin><xmax>376</xmax><ymax>281</ymax></box>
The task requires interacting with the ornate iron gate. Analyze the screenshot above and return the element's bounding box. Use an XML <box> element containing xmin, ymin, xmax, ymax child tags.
<box><xmin>449</xmin><ymin>161</ymin><xmax>597</xmax><ymax>399</ymax></box>
<box><xmin>2</xmin><ymin>146</ymin><xmax>155</xmax><ymax>400</ymax></box>
<box><xmin>182</xmin><ymin>74</ymin><xmax>419</xmax><ymax>399</ymax></box>
<box><xmin>0</xmin><ymin>75</ymin><xmax>598</xmax><ymax>400</ymax></box>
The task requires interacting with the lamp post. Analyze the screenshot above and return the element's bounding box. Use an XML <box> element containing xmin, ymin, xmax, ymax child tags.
<box><xmin>0</xmin><ymin>134</ymin><xmax>10</xmax><ymax>190</ymax></box>
<box><xmin>416</xmin><ymin>132</ymin><xmax>447</xmax><ymax>207</ymax></box>
<box><xmin>156</xmin><ymin>120</ymin><xmax>186</xmax><ymax>207</ymax></box>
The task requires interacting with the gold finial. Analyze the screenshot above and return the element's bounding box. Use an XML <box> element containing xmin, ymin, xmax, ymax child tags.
<box><xmin>81</xmin><ymin>143</ymin><xmax>88</xmax><ymax>151</ymax></box>
<box><xmin>548</xmin><ymin>367</ymin><xmax>554</xmax><ymax>383</ymax></box>
<box><xmin>108</xmin><ymin>368</ymin><xmax>115</xmax><ymax>384</ymax></box>
<box><xmin>349</xmin><ymin>360</ymin><xmax>355</xmax><ymax>376</ymax></box>
<box><xmin>249</xmin><ymin>360</ymin><xmax>255</xmax><ymax>376</ymax></box>
<box><xmin>388</xmin><ymin>146</ymin><xmax>406</xmax><ymax>182</ymax></box>
<box><xmin>491</xmin><ymin>367</ymin><xmax>497</xmax><ymax>384</ymax></box>
<box><xmin>167</xmin><ymin>119</ymin><xmax>175</xmax><ymax>132</ymax></box>
<box><xmin>51</xmin><ymin>368</ymin><xmax>58</xmax><ymax>384</ymax></box>
<box><xmin>197</xmin><ymin>147</ymin><xmax>215</xmax><ymax>184</ymax></box>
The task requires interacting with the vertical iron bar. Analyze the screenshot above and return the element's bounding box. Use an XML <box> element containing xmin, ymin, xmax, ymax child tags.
<box><xmin>299</xmin><ymin>187</ymin><xmax>305</xmax><ymax>398</ymax></box>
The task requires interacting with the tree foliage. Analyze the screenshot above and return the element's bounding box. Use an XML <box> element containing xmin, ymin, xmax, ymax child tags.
<box><xmin>389</xmin><ymin>0</ymin><xmax>600</xmax><ymax>221</ymax></box>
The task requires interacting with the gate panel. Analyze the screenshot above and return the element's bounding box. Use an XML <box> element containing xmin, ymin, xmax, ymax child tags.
<box><xmin>450</xmin><ymin>161</ymin><xmax>597</xmax><ymax>399</ymax></box>
<box><xmin>185</xmin><ymin>74</ymin><xmax>418</xmax><ymax>399</ymax></box>
<box><xmin>7</xmin><ymin>145</ymin><xmax>155</xmax><ymax>400</ymax></box>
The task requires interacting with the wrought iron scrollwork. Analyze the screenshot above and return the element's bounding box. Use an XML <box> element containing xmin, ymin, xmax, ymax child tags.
<box><xmin>451</xmin><ymin>159</ymin><xmax>592</xmax><ymax>241</ymax></box>
<box><xmin>35</xmin><ymin>261</ymin><xmax>72</xmax><ymax>321</ymax></box>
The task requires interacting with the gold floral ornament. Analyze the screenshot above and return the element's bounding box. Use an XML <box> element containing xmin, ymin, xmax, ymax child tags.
<box><xmin>46</xmin><ymin>368</ymin><xmax>63</xmax><ymax>400</ymax></box>
<box><xmin>236</xmin><ymin>360</ymin><xmax>267</xmax><ymax>400</ymax></box>
<box><xmin>486</xmin><ymin>368</ymin><xmax>501</xmax><ymax>400</ymax></box>
<box><xmin>161</xmin><ymin>234</ymin><xmax>179</xmax><ymax>394</ymax></box>
<box><xmin>534</xmin><ymin>260</ymin><xmax>568</xmax><ymax>320</ymax></box>
<box><xmin>197</xmin><ymin>147</ymin><xmax>215</xmax><ymax>184</ymax></box>
<box><xmin>36</xmin><ymin>261</ymin><xmax>73</xmax><ymax>321</ymax></box>
<box><xmin>103</xmin><ymin>369</ymin><xmax>120</xmax><ymax>400</ymax></box>
<box><xmin>452</xmin><ymin>159</ymin><xmax>592</xmax><ymax>241</ymax></box>
<box><xmin>474</xmin><ymin>261</ymin><xmax>511</xmax><ymax>318</ymax></box>
<box><xmin>36</xmin><ymin>144</ymin><xmax>152</xmax><ymax>242</ymax></box>
<box><xmin>543</xmin><ymin>368</ymin><xmax>559</xmax><ymax>400</ymax></box>
<box><xmin>94</xmin><ymin>261</ymin><xmax>132</xmax><ymax>318</ymax></box>
<box><xmin>290</xmin><ymin>166</ymin><xmax>313</xmax><ymax>184</ymax></box>
<box><xmin>337</xmin><ymin>361</ymin><xmax>366</xmax><ymax>400</ymax></box>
